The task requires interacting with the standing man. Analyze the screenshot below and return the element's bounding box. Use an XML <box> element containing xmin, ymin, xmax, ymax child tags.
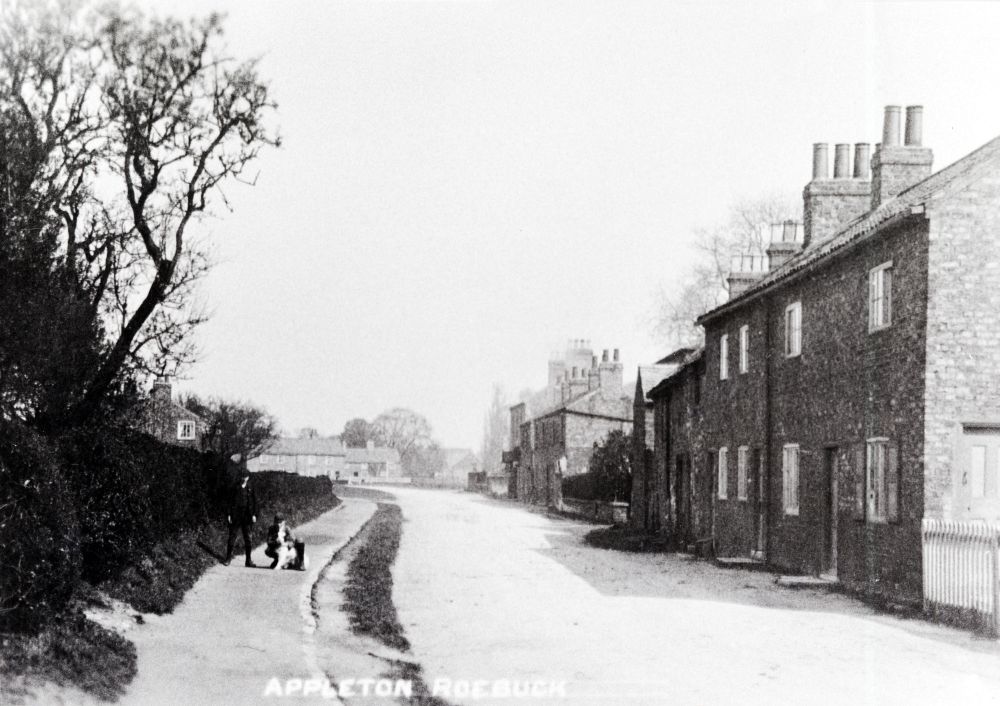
<box><xmin>224</xmin><ymin>454</ymin><xmax>258</xmax><ymax>567</ymax></box>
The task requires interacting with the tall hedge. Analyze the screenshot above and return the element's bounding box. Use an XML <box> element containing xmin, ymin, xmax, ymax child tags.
<box><xmin>58</xmin><ymin>424</ymin><xmax>226</xmax><ymax>583</ymax></box>
<box><xmin>0</xmin><ymin>421</ymin><xmax>82</xmax><ymax>632</ymax></box>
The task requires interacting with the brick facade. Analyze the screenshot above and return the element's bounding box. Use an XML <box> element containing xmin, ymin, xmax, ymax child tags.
<box><xmin>638</xmin><ymin>106</ymin><xmax>1000</xmax><ymax>606</ymax></box>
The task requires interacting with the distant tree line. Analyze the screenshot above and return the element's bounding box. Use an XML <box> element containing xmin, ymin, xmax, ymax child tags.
<box><xmin>340</xmin><ymin>408</ymin><xmax>446</xmax><ymax>477</ymax></box>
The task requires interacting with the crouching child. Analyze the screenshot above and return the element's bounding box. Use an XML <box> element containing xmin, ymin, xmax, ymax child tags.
<box><xmin>265</xmin><ymin>514</ymin><xmax>308</xmax><ymax>570</ymax></box>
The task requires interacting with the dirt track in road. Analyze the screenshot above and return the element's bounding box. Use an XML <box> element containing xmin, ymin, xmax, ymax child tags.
<box><xmin>389</xmin><ymin>487</ymin><xmax>1000</xmax><ymax>706</ymax></box>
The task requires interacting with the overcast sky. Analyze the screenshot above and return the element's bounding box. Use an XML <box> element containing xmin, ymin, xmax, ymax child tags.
<box><xmin>150</xmin><ymin>0</ymin><xmax>1000</xmax><ymax>450</ymax></box>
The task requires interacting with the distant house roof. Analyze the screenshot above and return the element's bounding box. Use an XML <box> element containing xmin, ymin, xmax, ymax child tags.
<box><xmin>442</xmin><ymin>448</ymin><xmax>477</xmax><ymax>470</ymax></box>
<box><xmin>699</xmin><ymin>134</ymin><xmax>1000</xmax><ymax>324</ymax></box>
<box><xmin>345</xmin><ymin>446</ymin><xmax>400</xmax><ymax>464</ymax></box>
<box><xmin>647</xmin><ymin>347</ymin><xmax>705</xmax><ymax>399</ymax></box>
<box><xmin>656</xmin><ymin>348</ymin><xmax>696</xmax><ymax>365</ymax></box>
<box><xmin>536</xmin><ymin>387</ymin><xmax>632</xmax><ymax>421</ymax></box>
<box><xmin>635</xmin><ymin>364</ymin><xmax>679</xmax><ymax>399</ymax></box>
<box><xmin>267</xmin><ymin>437</ymin><xmax>346</xmax><ymax>456</ymax></box>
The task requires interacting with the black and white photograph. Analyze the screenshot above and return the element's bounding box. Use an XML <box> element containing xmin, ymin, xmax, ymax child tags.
<box><xmin>3</xmin><ymin>1</ymin><xmax>1000</xmax><ymax>704</ymax></box>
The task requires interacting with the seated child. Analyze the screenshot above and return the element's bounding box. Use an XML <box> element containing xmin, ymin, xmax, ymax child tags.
<box><xmin>265</xmin><ymin>514</ymin><xmax>296</xmax><ymax>570</ymax></box>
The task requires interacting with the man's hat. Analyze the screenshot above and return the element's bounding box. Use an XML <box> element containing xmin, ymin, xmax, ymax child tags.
<box><xmin>274</xmin><ymin>513</ymin><xmax>284</xmax><ymax>523</ymax></box>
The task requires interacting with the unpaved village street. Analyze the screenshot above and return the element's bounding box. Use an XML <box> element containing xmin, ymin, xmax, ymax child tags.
<box><xmin>390</xmin><ymin>487</ymin><xmax>1000</xmax><ymax>706</ymax></box>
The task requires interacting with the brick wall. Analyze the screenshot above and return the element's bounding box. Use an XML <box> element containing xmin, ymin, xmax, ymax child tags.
<box><xmin>702</xmin><ymin>300</ymin><xmax>769</xmax><ymax>558</ymax></box>
<box><xmin>763</xmin><ymin>217</ymin><xmax>929</xmax><ymax>600</ymax></box>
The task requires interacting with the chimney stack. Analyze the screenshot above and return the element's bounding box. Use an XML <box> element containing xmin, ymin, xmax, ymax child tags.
<box><xmin>882</xmin><ymin>105</ymin><xmax>902</xmax><ymax>146</ymax></box>
<box><xmin>802</xmin><ymin>139</ymin><xmax>871</xmax><ymax>248</ymax></box>
<box><xmin>812</xmin><ymin>143</ymin><xmax>829</xmax><ymax>179</ymax></box>
<box><xmin>597</xmin><ymin>346</ymin><xmax>623</xmax><ymax>396</ymax></box>
<box><xmin>905</xmin><ymin>105</ymin><xmax>923</xmax><ymax>146</ymax></box>
<box><xmin>833</xmin><ymin>143</ymin><xmax>851</xmax><ymax>178</ymax></box>
<box><xmin>766</xmin><ymin>220</ymin><xmax>803</xmax><ymax>270</ymax></box>
<box><xmin>151</xmin><ymin>376</ymin><xmax>172</xmax><ymax>404</ymax></box>
<box><xmin>854</xmin><ymin>143</ymin><xmax>871</xmax><ymax>178</ymax></box>
<box><xmin>871</xmin><ymin>104</ymin><xmax>932</xmax><ymax>208</ymax></box>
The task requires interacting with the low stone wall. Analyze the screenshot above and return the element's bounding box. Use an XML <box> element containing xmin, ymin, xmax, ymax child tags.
<box><xmin>561</xmin><ymin>498</ymin><xmax>629</xmax><ymax>524</ymax></box>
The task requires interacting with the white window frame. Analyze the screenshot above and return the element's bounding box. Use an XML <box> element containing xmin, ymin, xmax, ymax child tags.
<box><xmin>739</xmin><ymin>325</ymin><xmax>749</xmax><ymax>374</ymax></box>
<box><xmin>868</xmin><ymin>262</ymin><xmax>893</xmax><ymax>332</ymax></box>
<box><xmin>719</xmin><ymin>334</ymin><xmax>729</xmax><ymax>380</ymax></box>
<box><xmin>717</xmin><ymin>447</ymin><xmax>728</xmax><ymax>499</ymax></box>
<box><xmin>867</xmin><ymin>438</ymin><xmax>889</xmax><ymax>522</ymax></box>
<box><xmin>737</xmin><ymin>446</ymin><xmax>749</xmax><ymax>501</ymax></box>
<box><xmin>177</xmin><ymin>420</ymin><xmax>196</xmax><ymax>440</ymax></box>
<box><xmin>784</xmin><ymin>302</ymin><xmax>802</xmax><ymax>357</ymax></box>
<box><xmin>782</xmin><ymin>444</ymin><xmax>800</xmax><ymax>515</ymax></box>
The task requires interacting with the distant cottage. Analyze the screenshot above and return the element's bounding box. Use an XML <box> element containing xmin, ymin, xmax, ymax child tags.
<box><xmin>249</xmin><ymin>437</ymin><xmax>402</xmax><ymax>483</ymax></box>
<box><xmin>133</xmin><ymin>376</ymin><xmax>206</xmax><ymax>449</ymax></box>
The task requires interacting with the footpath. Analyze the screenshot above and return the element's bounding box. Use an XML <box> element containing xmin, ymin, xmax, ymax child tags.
<box><xmin>120</xmin><ymin>497</ymin><xmax>377</xmax><ymax>706</ymax></box>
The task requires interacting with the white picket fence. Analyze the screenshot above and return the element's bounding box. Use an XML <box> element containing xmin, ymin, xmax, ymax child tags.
<box><xmin>922</xmin><ymin>519</ymin><xmax>1000</xmax><ymax>634</ymax></box>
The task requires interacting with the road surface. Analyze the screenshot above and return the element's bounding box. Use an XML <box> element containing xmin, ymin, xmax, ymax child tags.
<box><xmin>390</xmin><ymin>486</ymin><xmax>1000</xmax><ymax>706</ymax></box>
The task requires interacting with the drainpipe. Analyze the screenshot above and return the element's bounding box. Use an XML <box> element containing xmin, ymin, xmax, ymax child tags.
<box><xmin>763</xmin><ymin>294</ymin><xmax>774</xmax><ymax>565</ymax></box>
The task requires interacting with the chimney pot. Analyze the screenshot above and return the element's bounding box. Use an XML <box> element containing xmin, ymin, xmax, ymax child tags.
<box><xmin>833</xmin><ymin>143</ymin><xmax>851</xmax><ymax>178</ymax></box>
<box><xmin>905</xmin><ymin>105</ymin><xmax>923</xmax><ymax>146</ymax></box>
<box><xmin>572</xmin><ymin>366</ymin><xmax>578</xmax><ymax>378</ymax></box>
<box><xmin>613</xmin><ymin>348</ymin><xmax>620</xmax><ymax>362</ymax></box>
<box><xmin>591</xmin><ymin>355</ymin><xmax>598</xmax><ymax>369</ymax></box>
<box><xmin>782</xmin><ymin>219</ymin><xmax>797</xmax><ymax>242</ymax></box>
<box><xmin>853</xmin><ymin>143</ymin><xmax>871</xmax><ymax>178</ymax></box>
<box><xmin>882</xmin><ymin>105</ymin><xmax>902</xmax><ymax>146</ymax></box>
<box><xmin>812</xmin><ymin>143</ymin><xmax>829</xmax><ymax>180</ymax></box>
<box><xmin>602</xmin><ymin>349</ymin><xmax>609</xmax><ymax>363</ymax></box>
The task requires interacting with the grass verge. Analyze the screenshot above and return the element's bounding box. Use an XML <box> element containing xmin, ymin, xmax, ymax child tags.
<box><xmin>584</xmin><ymin>525</ymin><xmax>672</xmax><ymax>553</ymax></box>
<box><xmin>340</xmin><ymin>501</ymin><xmax>450</xmax><ymax>706</ymax></box>
<box><xmin>343</xmin><ymin>503</ymin><xmax>409</xmax><ymax>650</ymax></box>
<box><xmin>0</xmin><ymin>608</ymin><xmax>135</xmax><ymax>704</ymax></box>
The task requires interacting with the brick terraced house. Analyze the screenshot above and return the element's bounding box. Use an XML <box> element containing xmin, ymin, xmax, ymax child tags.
<box><xmin>642</xmin><ymin>105</ymin><xmax>1000</xmax><ymax>604</ymax></box>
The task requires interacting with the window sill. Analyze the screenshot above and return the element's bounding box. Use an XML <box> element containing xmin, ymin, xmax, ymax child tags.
<box><xmin>784</xmin><ymin>508</ymin><xmax>799</xmax><ymax>516</ymax></box>
<box><xmin>868</xmin><ymin>324</ymin><xmax>892</xmax><ymax>334</ymax></box>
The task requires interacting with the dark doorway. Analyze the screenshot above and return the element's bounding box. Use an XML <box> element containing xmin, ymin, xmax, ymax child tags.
<box><xmin>752</xmin><ymin>448</ymin><xmax>765</xmax><ymax>560</ymax></box>
<box><xmin>820</xmin><ymin>447</ymin><xmax>839</xmax><ymax>578</ymax></box>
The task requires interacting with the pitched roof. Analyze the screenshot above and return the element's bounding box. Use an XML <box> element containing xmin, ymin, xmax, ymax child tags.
<box><xmin>535</xmin><ymin>386</ymin><xmax>632</xmax><ymax>421</ymax></box>
<box><xmin>698</xmin><ymin>134</ymin><xmax>1000</xmax><ymax>324</ymax></box>
<box><xmin>345</xmin><ymin>446</ymin><xmax>400</xmax><ymax>464</ymax></box>
<box><xmin>647</xmin><ymin>347</ymin><xmax>704</xmax><ymax>399</ymax></box>
<box><xmin>442</xmin><ymin>448</ymin><xmax>477</xmax><ymax>469</ymax></box>
<box><xmin>267</xmin><ymin>437</ymin><xmax>346</xmax><ymax>456</ymax></box>
<box><xmin>636</xmin><ymin>364</ymin><xmax>679</xmax><ymax>397</ymax></box>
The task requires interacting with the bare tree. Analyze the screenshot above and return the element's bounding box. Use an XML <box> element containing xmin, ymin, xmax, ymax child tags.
<box><xmin>370</xmin><ymin>407</ymin><xmax>436</xmax><ymax>473</ymax></box>
<box><xmin>652</xmin><ymin>195</ymin><xmax>794</xmax><ymax>348</ymax></box>
<box><xmin>340</xmin><ymin>417</ymin><xmax>374</xmax><ymax>448</ymax></box>
<box><xmin>181</xmin><ymin>394</ymin><xmax>278</xmax><ymax>461</ymax></box>
<box><xmin>0</xmin><ymin>2</ymin><xmax>279</xmax><ymax>427</ymax></box>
